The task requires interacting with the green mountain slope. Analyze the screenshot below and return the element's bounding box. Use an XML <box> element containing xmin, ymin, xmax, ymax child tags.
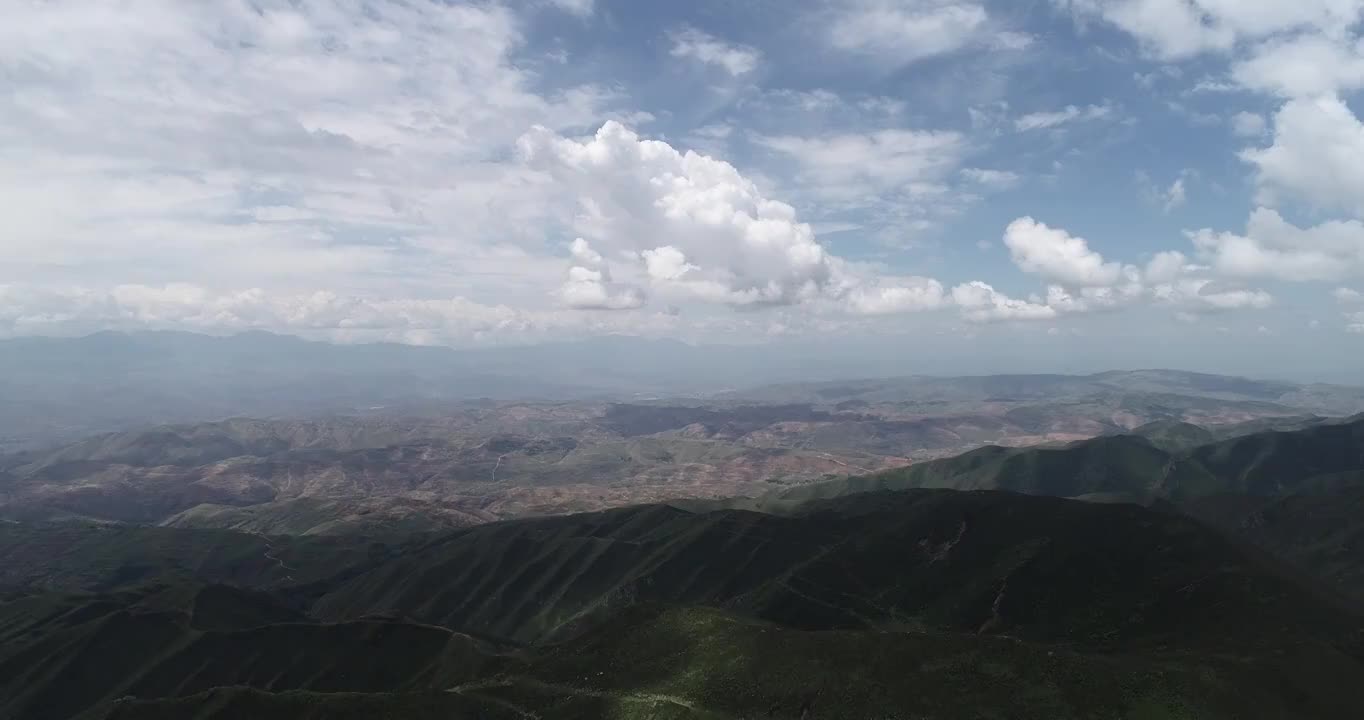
<box><xmin>1183</xmin><ymin>415</ymin><xmax>1364</xmax><ymax>495</ymax></box>
<box><xmin>0</xmin><ymin>523</ymin><xmax>390</xmax><ymax>594</ymax></box>
<box><xmin>735</xmin><ymin>415</ymin><xmax>1364</xmax><ymax>511</ymax></box>
<box><xmin>0</xmin><ymin>585</ymin><xmax>505</xmax><ymax>720</ymax></box>
<box><xmin>314</xmin><ymin>490</ymin><xmax>1362</xmax><ymax>656</ymax></box>
<box><xmin>484</xmin><ymin>605</ymin><xmax>1359</xmax><ymax>720</ymax></box>
<box><xmin>1</xmin><ymin>487</ymin><xmax>1362</xmax><ymax>719</ymax></box>
<box><xmin>1185</xmin><ymin>484</ymin><xmax>1364</xmax><ymax>604</ymax></box>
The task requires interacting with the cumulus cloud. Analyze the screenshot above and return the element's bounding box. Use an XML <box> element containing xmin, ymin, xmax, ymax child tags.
<box><xmin>560</xmin><ymin>239</ymin><xmax>646</xmax><ymax>310</ymax></box>
<box><xmin>1242</xmin><ymin>95</ymin><xmax>1364</xmax><ymax>216</ymax></box>
<box><xmin>1144</xmin><ymin>251</ymin><xmax>1192</xmax><ymax>284</ymax></box>
<box><xmin>844</xmin><ymin>278</ymin><xmax>948</xmax><ymax>315</ymax></box>
<box><xmin>1189</xmin><ymin>208</ymin><xmax>1364</xmax><ymax>281</ymax></box>
<box><xmin>991</xmin><ymin>218</ymin><xmax>1273</xmax><ymax>318</ymax></box>
<box><xmin>519</xmin><ymin>121</ymin><xmax>960</xmax><ymax>316</ymax></box>
<box><xmin>1014</xmin><ymin>104</ymin><xmax>1114</xmax><ymax>131</ymax></box>
<box><xmin>520</xmin><ymin>121</ymin><xmax>844</xmax><ymax>307</ymax></box>
<box><xmin>669</xmin><ymin>27</ymin><xmax>761</xmax><ymax>75</ymax></box>
<box><xmin>1004</xmin><ymin>218</ymin><xmax>1131</xmax><ymax>286</ymax></box>
<box><xmin>950</xmin><ymin>282</ymin><xmax>1057</xmax><ymax>322</ymax></box>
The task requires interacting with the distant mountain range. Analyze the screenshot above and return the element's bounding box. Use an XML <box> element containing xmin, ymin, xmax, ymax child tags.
<box><xmin>5</xmin><ymin>369</ymin><xmax>1364</xmax><ymax>533</ymax></box>
<box><xmin>7</xmin><ymin>330</ymin><xmax>1364</xmax><ymax>452</ymax></box>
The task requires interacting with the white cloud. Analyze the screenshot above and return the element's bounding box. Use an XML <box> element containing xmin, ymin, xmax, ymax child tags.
<box><xmin>950</xmin><ymin>282</ymin><xmax>1057</xmax><ymax>322</ymax></box>
<box><xmin>1003</xmin><ymin>218</ymin><xmax>1130</xmax><ymax>286</ymax></box>
<box><xmin>1149</xmin><ymin>276</ymin><xmax>1274</xmax><ymax>311</ymax></box>
<box><xmin>1349</xmin><ymin>311</ymin><xmax>1364</xmax><ymax>333</ymax></box>
<box><xmin>1166</xmin><ymin>100</ymin><xmax>1223</xmax><ymax>127</ymax></box>
<box><xmin>993</xmin><ymin>31</ymin><xmax>1036</xmax><ymax>50</ymax></box>
<box><xmin>1138</xmin><ymin>169</ymin><xmax>1194</xmax><ymax>213</ymax></box>
<box><xmin>961</xmin><ymin>168</ymin><xmax>1021</xmax><ymax>189</ymax></box>
<box><xmin>520</xmin><ymin>121</ymin><xmax>960</xmax><ymax>315</ymax></box>
<box><xmin>642</xmin><ymin>246</ymin><xmax>699</xmax><ymax>282</ymax></box>
<box><xmin>1014</xmin><ymin>104</ymin><xmax>1114</xmax><ymax>131</ymax></box>
<box><xmin>1059</xmin><ymin>0</ymin><xmax>1364</xmax><ymax>59</ymax></box>
<box><xmin>1243</xmin><ymin>95</ymin><xmax>1364</xmax><ymax>216</ymax></box>
<box><xmin>1144</xmin><ymin>250</ymin><xmax>1191</xmax><ymax>284</ymax></box>
<box><xmin>561</xmin><ymin>266</ymin><xmax>647</xmax><ymax>310</ymax></box>
<box><xmin>0</xmin><ymin>0</ymin><xmax>619</xmax><ymax>309</ymax></box>
<box><xmin>521</xmin><ymin>121</ymin><xmax>845</xmax><ymax>307</ymax></box>
<box><xmin>1232</xmin><ymin>34</ymin><xmax>1364</xmax><ymax>97</ymax></box>
<box><xmin>828</xmin><ymin>1</ymin><xmax>990</xmax><ymax>64</ymax></box>
<box><xmin>0</xmin><ymin>0</ymin><xmax>1297</xmax><ymax>342</ymax></box>
<box><xmin>1336</xmin><ymin>287</ymin><xmax>1364</xmax><ymax>303</ymax></box>
<box><xmin>1162</xmin><ymin>175</ymin><xmax>1187</xmax><ymax>212</ymax></box>
<box><xmin>560</xmin><ymin>239</ymin><xmax>646</xmax><ymax>310</ymax></box>
<box><xmin>1230</xmin><ymin>111</ymin><xmax>1267</xmax><ymax>137</ymax></box>
<box><xmin>755</xmin><ymin>129</ymin><xmax>966</xmax><ymax>199</ymax></box>
<box><xmin>754</xmin><ymin>126</ymin><xmax>970</xmax><ymax>244</ymax></box>
<box><xmin>1190</xmin><ymin>207</ymin><xmax>1364</xmax><ymax>281</ymax></box>
<box><xmin>547</xmin><ymin>0</ymin><xmax>595</xmax><ymax>16</ymax></box>
<box><xmin>845</xmin><ymin>278</ymin><xmax>948</xmax><ymax>315</ymax></box>
<box><xmin>994</xmin><ymin>218</ymin><xmax>1274</xmax><ymax>317</ymax></box>
<box><xmin>668</xmin><ymin>27</ymin><xmax>761</xmax><ymax>76</ymax></box>
<box><xmin>1191</xmin><ymin>78</ymin><xmax>1243</xmax><ymax>93</ymax></box>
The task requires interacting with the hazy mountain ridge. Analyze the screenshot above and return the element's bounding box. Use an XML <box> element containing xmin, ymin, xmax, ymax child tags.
<box><xmin>742</xmin><ymin>413</ymin><xmax>1364</xmax><ymax>507</ymax></box>
<box><xmin>6</xmin><ymin>369</ymin><xmax>1359</xmax><ymax>535</ymax></box>
<box><xmin>7</xmin><ymin>331</ymin><xmax>1364</xmax><ymax>454</ymax></box>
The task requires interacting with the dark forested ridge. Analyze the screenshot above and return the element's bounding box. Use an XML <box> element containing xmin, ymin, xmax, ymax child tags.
<box><xmin>4</xmin><ymin>486</ymin><xmax>1364</xmax><ymax>719</ymax></box>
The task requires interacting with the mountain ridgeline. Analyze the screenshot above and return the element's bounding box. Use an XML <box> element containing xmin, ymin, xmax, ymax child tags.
<box><xmin>739</xmin><ymin>412</ymin><xmax>1364</xmax><ymax>507</ymax></box>
<box><xmin>3</xmin><ymin>377</ymin><xmax>1364</xmax><ymax>718</ymax></box>
<box><xmin>4</xmin><ymin>489</ymin><xmax>1364</xmax><ymax>719</ymax></box>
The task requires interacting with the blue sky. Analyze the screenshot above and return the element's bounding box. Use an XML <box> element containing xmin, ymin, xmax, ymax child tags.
<box><xmin>2</xmin><ymin>0</ymin><xmax>1363</xmax><ymax>374</ymax></box>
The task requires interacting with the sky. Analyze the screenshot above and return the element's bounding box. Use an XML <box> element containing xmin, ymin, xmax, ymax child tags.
<box><xmin>3</xmin><ymin>0</ymin><xmax>1364</xmax><ymax>374</ymax></box>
